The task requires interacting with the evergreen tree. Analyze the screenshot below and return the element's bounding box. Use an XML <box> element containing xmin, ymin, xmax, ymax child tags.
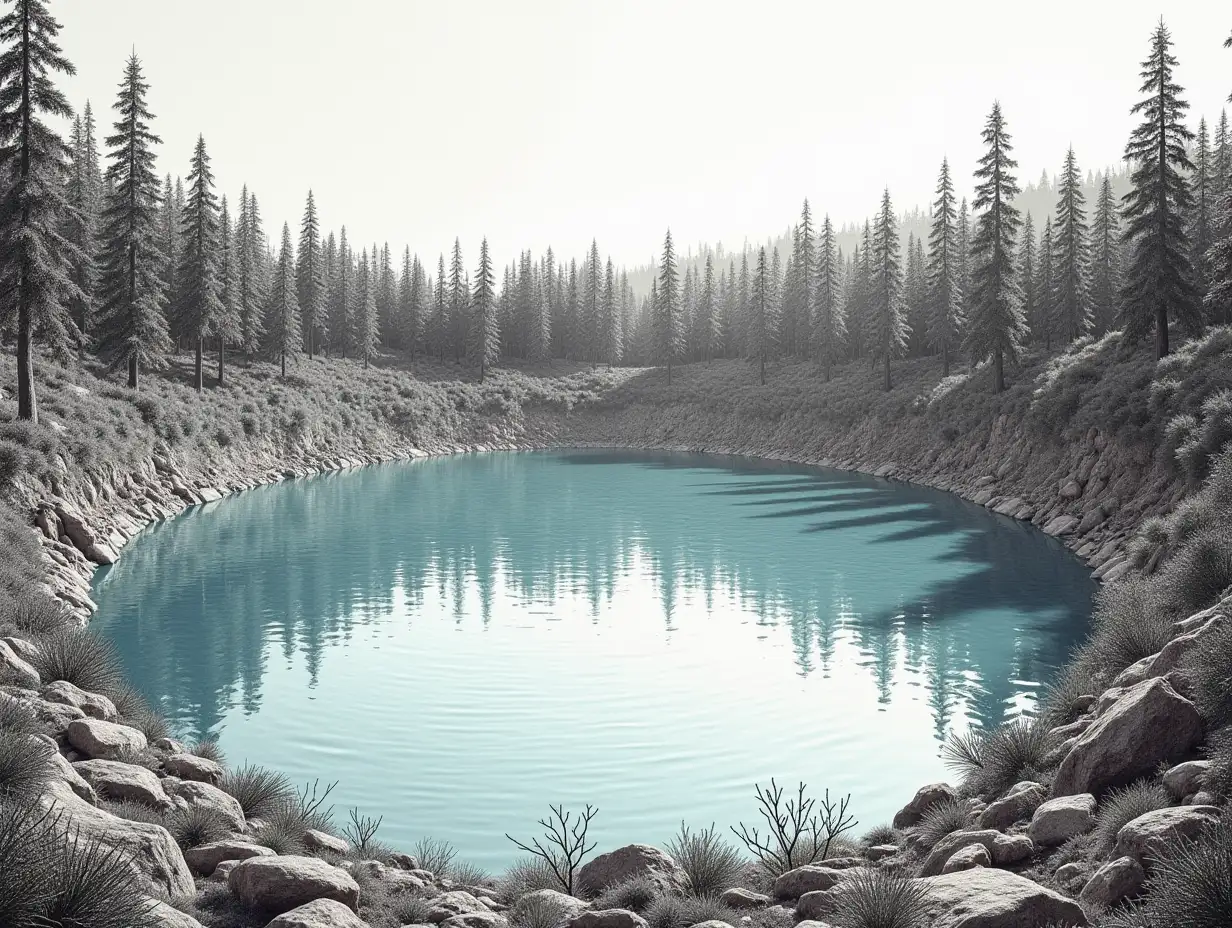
<box><xmin>377</xmin><ymin>243</ymin><xmax>395</xmax><ymax>348</ymax></box>
<box><xmin>159</xmin><ymin>173</ymin><xmax>180</xmax><ymax>330</ymax></box>
<box><xmin>956</xmin><ymin>198</ymin><xmax>972</xmax><ymax>332</ymax></box>
<box><xmin>264</xmin><ymin>222</ymin><xmax>301</xmax><ymax>377</ymax></box>
<box><xmin>1020</xmin><ymin>213</ymin><xmax>1038</xmax><ymax>343</ymax></box>
<box><xmin>1120</xmin><ymin>20</ymin><xmax>1200</xmax><ymax>358</ymax></box>
<box><xmin>296</xmin><ymin>190</ymin><xmax>325</xmax><ymax>358</ymax></box>
<box><xmin>448</xmin><ymin>238</ymin><xmax>466</xmax><ymax>360</ymax></box>
<box><xmin>1036</xmin><ymin>218</ymin><xmax>1056</xmax><ymax>349</ymax></box>
<box><xmin>1091</xmin><ymin>176</ymin><xmax>1124</xmax><ymax>333</ymax></box>
<box><xmin>965</xmin><ymin>102</ymin><xmax>1027</xmax><ymax>393</ymax></box>
<box><xmin>600</xmin><ymin>257</ymin><xmax>618</xmax><ymax>366</ymax></box>
<box><xmin>235</xmin><ymin>187</ymin><xmax>268</xmax><ymax>358</ymax></box>
<box><xmin>786</xmin><ymin>199</ymin><xmax>815</xmax><ymax>356</ymax></box>
<box><xmin>1052</xmin><ymin>146</ymin><xmax>1092</xmax><ymax>343</ymax></box>
<box><xmin>215</xmin><ymin>194</ymin><xmax>241</xmax><ymax>383</ymax></box>
<box><xmin>903</xmin><ymin>231</ymin><xmax>926</xmax><ymax>356</ymax></box>
<box><xmin>94</xmin><ymin>53</ymin><xmax>170</xmax><ymax>390</ymax></box>
<box><xmin>65</xmin><ymin>100</ymin><xmax>101</xmax><ymax>353</ymax></box>
<box><xmin>696</xmin><ymin>254</ymin><xmax>717</xmax><ymax>362</ymax></box>
<box><xmin>926</xmin><ymin>159</ymin><xmax>963</xmax><ymax>376</ymax></box>
<box><xmin>814</xmin><ymin>215</ymin><xmax>845</xmax><ymax>379</ymax></box>
<box><xmin>1191</xmin><ymin>118</ymin><xmax>1216</xmax><ymax>307</ymax></box>
<box><xmin>328</xmin><ymin>228</ymin><xmax>353</xmax><ymax>358</ymax></box>
<box><xmin>1215</xmin><ymin>110</ymin><xmax>1230</xmax><ymax>204</ymax></box>
<box><xmin>736</xmin><ymin>253</ymin><xmax>750</xmax><ymax>359</ymax></box>
<box><xmin>1206</xmin><ymin>172</ymin><xmax>1232</xmax><ymax>322</ymax></box>
<box><xmin>870</xmin><ymin>189</ymin><xmax>908</xmax><ymax>390</ymax></box>
<box><xmin>0</xmin><ymin>0</ymin><xmax>83</xmax><ymax>419</ymax></box>
<box><xmin>431</xmin><ymin>253</ymin><xmax>448</xmax><ymax>359</ymax></box>
<box><xmin>400</xmin><ymin>248</ymin><xmax>423</xmax><ymax>356</ymax></box>
<box><xmin>748</xmin><ymin>246</ymin><xmax>776</xmax><ymax>385</ymax></box>
<box><xmin>175</xmin><ymin>134</ymin><xmax>222</xmax><ymax>391</ymax></box>
<box><xmin>469</xmin><ymin>237</ymin><xmax>498</xmax><ymax>381</ymax></box>
<box><xmin>655</xmin><ymin>229</ymin><xmax>682</xmax><ymax>383</ymax></box>
<box><xmin>353</xmin><ymin>248</ymin><xmax>379</xmax><ymax>367</ymax></box>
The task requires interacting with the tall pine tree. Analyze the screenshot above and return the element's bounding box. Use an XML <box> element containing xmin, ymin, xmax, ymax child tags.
<box><xmin>175</xmin><ymin>134</ymin><xmax>222</xmax><ymax>391</ymax></box>
<box><xmin>297</xmin><ymin>190</ymin><xmax>325</xmax><ymax>358</ymax></box>
<box><xmin>1052</xmin><ymin>146</ymin><xmax>1092</xmax><ymax>343</ymax></box>
<box><xmin>1091</xmin><ymin>176</ymin><xmax>1124</xmax><ymax>334</ymax></box>
<box><xmin>353</xmin><ymin>247</ymin><xmax>379</xmax><ymax>367</ymax></box>
<box><xmin>748</xmin><ymin>246</ymin><xmax>777</xmax><ymax>385</ymax></box>
<box><xmin>814</xmin><ymin>215</ymin><xmax>845</xmax><ymax>380</ymax></box>
<box><xmin>65</xmin><ymin>100</ymin><xmax>101</xmax><ymax>354</ymax></box>
<box><xmin>926</xmin><ymin>159</ymin><xmax>963</xmax><ymax>375</ymax></box>
<box><xmin>265</xmin><ymin>222</ymin><xmax>301</xmax><ymax>377</ymax></box>
<box><xmin>215</xmin><ymin>194</ymin><xmax>241</xmax><ymax>383</ymax></box>
<box><xmin>655</xmin><ymin>230</ymin><xmax>682</xmax><ymax>383</ymax></box>
<box><xmin>871</xmin><ymin>189</ymin><xmax>908</xmax><ymax>390</ymax></box>
<box><xmin>469</xmin><ymin>237</ymin><xmax>498</xmax><ymax>381</ymax></box>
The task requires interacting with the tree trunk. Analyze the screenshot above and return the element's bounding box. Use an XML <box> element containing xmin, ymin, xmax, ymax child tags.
<box><xmin>942</xmin><ymin>343</ymin><xmax>950</xmax><ymax>378</ymax></box>
<box><xmin>194</xmin><ymin>337</ymin><xmax>203</xmax><ymax>391</ymax></box>
<box><xmin>667</xmin><ymin>359</ymin><xmax>672</xmax><ymax>385</ymax></box>
<box><xmin>218</xmin><ymin>337</ymin><xmax>225</xmax><ymax>386</ymax></box>
<box><xmin>994</xmin><ymin>347</ymin><xmax>1005</xmax><ymax>393</ymax></box>
<box><xmin>16</xmin><ymin>305</ymin><xmax>36</xmax><ymax>423</ymax></box>
<box><xmin>308</xmin><ymin>325</ymin><xmax>314</xmax><ymax>360</ymax></box>
<box><xmin>1156</xmin><ymin>303</ymin><xmax>1169</xmax><ymax>359</ymax></box>
<box><xmin>281</xmin><ymin>350</ymin><xmax>286</xmax><ymax>378</ymax></box>
<box><xmin>884</xmin><ymin>353</ymin><xmax>891</xmax><ymax>391</ymax></box>
<box><xmin>128</xmin><ymin>356</ymin><xmax>139</xmax><ymax>389</ymax></box>
<box><xmin>759</xmin><ymin>354</ymin><xmax>765</xmax><ymax>386</ymax></box>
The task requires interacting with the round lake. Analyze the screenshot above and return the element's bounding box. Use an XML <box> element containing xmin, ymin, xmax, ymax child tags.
<box><xmin>90</xmin><ymin>449</ymin><xmax>1095</xmax><ymax>869</ymax></box>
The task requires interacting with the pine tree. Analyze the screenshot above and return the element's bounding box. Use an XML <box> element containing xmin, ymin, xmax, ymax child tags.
<box><xmin>871</xmin><ymin>189</ymin><xmax>908</xmax><ymax>390</ymax></box>
<box><xmin>1191</xmin><ymin>118</ymin><xmax>1216</xmax><ymax>308</ymax></box>
<box><xmin>353</xmin><ymin>248</ymin><xmax>379</xmax><ymax>367</ymax></box>
<box><xmin>159</xmin><ymin>173</ymin><xmax>180</xmax><ymax>331</ymax></box>
<box><xmin>94</xmin><ymin>53</ymin><xmax>170</xmax><ymax>390</ymax></box>
<box><xmin>1052</xmin><ymin>146</ymin><xmax>1092</xmax><ymax>343</ymax></box>
<box><xmin>215</xmin><ymin>195</ymin><xmax>241</xmax><ymax>383</ymax></box>
<box><xmin>1215</xmin><ymin>110</ymin><xmax>1230</xmax><ymax>204</ymax></box>
<box><xmin>1091</xmin><ymin>176</ymin><xmax>1124</xmax><ymax>334</ymax></box>
<box><xmin>0</xmin><ymin>0</ymin><xmax>84</xmax><ymax>419</ymax></box>
<box><xmin>956</xmin><ymin>198</ymin><xmax>972</xmax><ymax>332</ymax></box>
<box><xmin>328</xmin><ymin>228</ymin><xmax>353</xmax><ymax>358</ymax></box>
<box><xmin>431</xmin><ymin>254</ymin><xmax>448</xmax><ymax>359</ymax></box>
<box><xmin>748</xmin><ymin>246</ymin><xmax>776</xmax><ymax>385</ymax></box>
<box><xmin>1037</xmin><ymin>218</ymin><xmax>1056</xmax><ymax>349</ymax></box>
<box><xmin>236</xmin><ymin>188</ymin><xmax>268</xmax><ymax>358</ymax></box>
<box><xmin>926</xmin><ymin>159</ymin><xmax>963</xmax><ymax>376</ymax></box>
<box><xmin>378</xmin><ymin>243</ymin><xmax>395</xmax><ymax>349</ymax></box>
<box><xmin>470</xmin><ymin>237</ymin><xmax>498</xmax><ymax>381</ymax></box>
<box><xmin>175</xmin><ymin>134</ymin><xmax>222</xmax><ymax>391</ymax></box>
<box><xmin>903</xmin><ymin>231</ymin><xmax>926</xmax><ymax>356</ymax></box>
<box><xmin>1206</xmin><ymin>176</ymin><xmax>1232</xmax><ymax>322</ymax></box>
<box><xmin>696</xmin><ymin>254</ymin><xmax>717</xmax><ymax>362</ymax></box>
<box><xmin>655</xmin><ymin>229</ymin><xmax>682</xmax><ymax>383</ymax></box>
<box><xmin>448</xmin><ymin>238</ymin><xmax>466</xmax><ymax>361</ymax></box>
<box><xmin>265</xmin><ymin>223</ymin><xmax>300</xmax><ymax>377</ymax></box>
<box><xmin>1020</xmin><ymin>213</ymin><xmax>1038</xmax><ymax>343</ymax></box>
<box><xmin>814</xmin><ymin>215</ymin><xmax>845</xmax><ymax>379</ymax></box>
<box><xmin>965</xmin><ymin>102</ymin><xmax>1027</xmax><ymax>393</ymax></box>
<box><xmin>296</xmin><ymin>190</ymin><xmax>325</xmax><ymax>358</ymax></box>
<box><xmin>786</xmin><ymin>199</ymin><xmax>815</xmax><ymax>357</ymax></box>
<box><xmin>1120</xmin><ymin>20</ymin><xmax>1200</xmax><ymax>358</ymax></box>
<box><xmin>400</xmin><ymin>248</ymin><xmax>422</xmax><ymax>356</ymax></box>
<box><xmin>600</xmin><ymin>257</ymin><xmax>618</xmax><ymax>366</ymax></box>
<box><xmin>736</xmin><ymin>253</ymin><xmax>750</xmax><ymax>359</ymax></box>
<box><xmin>583</xmin><ymin>239</ymin><xmax>602</xmax><ymax>365</ymax></box>
<box><xmin>65</xmin><ymin>100</ymin><xmax>101</xmax><ymax>354</ymax></box>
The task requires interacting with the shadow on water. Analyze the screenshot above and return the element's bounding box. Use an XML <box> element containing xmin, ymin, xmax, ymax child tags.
<box><xmin>91</xmin><ymin>448</ymin><xmax>1095</xmax><ymax>746</ymax></box>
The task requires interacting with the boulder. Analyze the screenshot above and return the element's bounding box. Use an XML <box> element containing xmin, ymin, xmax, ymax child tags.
<box><xmin>772</xmin><ymin>865</ymin><xmax>845</xmax><ymax>899</ymax></box>
<box><xmin>795</xmin><ymin>889</ymin><xmax>837</xmax><ymax>921</ymax></box>
<box><xmin>893</xmin><ymin>782</ymin><xmax>957</xmax><ymax>829</ymax></box>
<box><xmin>918</xmin><ymin>867</ymin><xmax>1088</xmax><ymax>928</ymax></box>
<box><xmin>213</xmin><ymin>859</ymin><xmax>241</xmax><ymax>882</ymax></box>
<box><xmin>145</xmin><ymin>899</ymin><xmax>206</xmax><ymax>928</ymax></box>
<box><xmin>266</xmin><ymin>898</ymin><xmax>368</xmax><ymax>928</ymax></box>
<box><xmin>1163</xmin><ymin>760</ymin><xmax>1211</xmax><ymax>800</ymax></box>
<box><xmin>38</xmin><ymin>778</ymin><xmax>194</xmax><ymax>897</ymax></box>
<box><xmin>577</xmin><ymin>844</ymin><xmax>685</xmax><ymax>896</ymax></box>
<box><xmin>920</xmin><ymin>830</ymin><xmax>1034</xmax><ymax>878</ymax></box>
<box><xmin>46</xmin><ymin>747</ymin><xmax>98</xmax><ymax>803</ymax></box>
<box><xmin>1028</xmin><ymin>794</ymin><xmax>1097</xmax><ymax>847</ymax></box>
<box><xmin>41</xmin><ymin>680</ymin><xmax>117</xmax><ymax>721</ymax></box>
<box><xmin>428</xmin><ymin>891</ymin><xmax>490</xmax><ymax>922</ymax></box>
<box><xmin>1078</xmin><ymin>856</ymin><xmax>1144</xmax><ymax>909</ymax></box>
<box><xmin>163</xmin><ymin>752</ymin><xmax>223</xmax><ymax>784</ymax></box>
<box><xmin>865</xmin><ymin>844</ymin><xmax>898</xmax><ymax>861</ymax></box>
<box><xmin>1148</xmin><ymin>615</ymin><xmax>1223</xmax><ymax>677</ymax></box>
<box><xmin>566</xmin><ymin>911</ymin><xmax>649</xmax><ymax>928</ymax></box>
<box><xmin>1053</xmin><ymin>862</ymin><xmax>1089</xmax><ymax>894</ymax></box>
<box><xmin>1113</xmin><ymin>806</ymin><xmax>1222</xmax><ymax>865</ymax></box>
<box><xmin>72</xmin><ymin>759</ymin><xmax>172</xmax><ymax>809</ymax></box>
<box><xmin>1052</xmin><ymin>677</ymin><xmax>1203</xmax><ymax>797</ymax></box>
<box><xmin>688</xmin><ymin>923</ymin><xmax>734</xmax><ymax>928</ymax></box>
<box><xmin>517</xmin><ymin>890</ymin><xmax>590</xmax><ymax>919</ymax></box>
<box><xmin>162</xmin><ymin>776</ymin><xmax>246</xmax><ymax>832</ymax></box>
<box><xmin>304</xmin><ymin>828</ymin><xmax>349</xmax><ymax>854</ymax></box>
<box><xmin>439</xmin><ymin>915</ymin><xmax>508</xmax><ymax>928</ymax></box>
<box><xmin>719</xmin><ymin>887</ymin><xmax>768</xmax><ymax>908</ymax></box>
<box><xmin>351</xmin><ymin>859</ymin><xmax>425</xmax><ymax>891</ymax></box>
<box><xmin>390</xmin><ymin>852</ymin><xmax>420</xmax><ymax>870</ymax></box>
<box><xmin>942</xmin><ymin>843</ymin><xmax>992</xmax><ymax>873</ymax></box>
<box><xmin>977</xmin><ymin>782</ymin><xmax>1046</xmax><ymax>830</ymax></box>
<box><xmin>2</xmin><ymin>689</ymin><xmax>85</xmax><ymax>734</ymax></box>
<box><xmin>229</xmin><ymin>855</ymin><xmax>360</xmax><ymax>914</ymax></box>
<box><xmin>183</xmin><ymin>840</ymin><xmax>274</xmax><ymax>877</ymax></box>
<box><xmin>65</xmin><ymin>717</ymin><xmax>147</xmax><ymax>760</ymax></box>
<box><xmin>0</xmin><ymin>639</ymin><xmax>40</xmax><ymax>688</ymax></box>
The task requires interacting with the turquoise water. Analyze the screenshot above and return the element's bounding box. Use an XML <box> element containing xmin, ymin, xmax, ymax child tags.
<box><xmin>90</xmin><ymin>450</ymin><xmax>1094</xmax><ymax>869</ymax></box>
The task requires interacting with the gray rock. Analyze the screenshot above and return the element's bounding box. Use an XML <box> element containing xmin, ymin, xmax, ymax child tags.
<box><xmin>163</xmin><ymin>752</ymin><xmax>223</xmax><ymax>784</ymax></box>
<box><xmin>439</xmin><ymin>915</ymin><xmax>508</xmax><ymax>928</ymax></box>
<box><xmin>516</xmin><ymin>890</ymin><xmax>590</xmax><ymax>919</ymax></box>
<box><xmin>73</xmin><ymin>759</ymin><xmax>172</xmax><ymax>809</ymax></box>
<box><xmin>266</xmin><ymin>898</ymin><xmax>368</xmax><ymax>928</ymax></box>
<box><xmin>566</xmin><ymin>910</ymin><xmax>649</xmax><ymax>928</ymax></box>
<box><xmin>577</xmin><ymin>844</ymin><xmax>685</xmax><ymax>896</ymax></box>
<box><xmin>1052</xmin><ymin>677</ymin><xmax>1203</xmax><ymax>797</ymax></box>
<box><xmin>183</xmin><ymin>840</ymin><xmax>274</xmax><ymax>877</ymax></box>
<box><xmin>65</xmin><ymin>717</ymin><xmax>147</xmax><ymax>760</ymax></box>
<box><xmin>1028</xmin><ymin>794</ymin><xmax>1097</xmax><ymax>847</ymax></box>
<box><xmin>213</xmin><ymin>859</ymin><xmax>241</xmax><ymax>882</ymax></box>
<box><xmin>144</xmin><ymin>899</ymin><xmax>206</xmax><ymax>928</ymax></box>
<box><xmin>977</xmin><ymin>782</ymin><xmax>1046</xmax><ymax>830</ymax></box>
<box><xmin>41</xmin><ymin>680</ymin><xmax>117</xmax><ymax>721</ymax></box>
<box><xmin>0</xmin><ymin>639</ymin><xmax>40</xmax><ymax>688</ymax></box>
<box><xmin>390</xmin><ymin>852</ymin><xmax>420</xmax><ymax>870</ymax></box>
<box><xmin>892</xmin><ymin>782</ymin><xmax>957</xmax><ymax>829</ymax></box>
<box><xmin>229</xmin><ymin>855</ymin><xmax>360</xmax><ymax>914</ymax></box>
<box><xmin>1053</xmin><ymin>862</ymin><xmax>1089</xmax><ymax>893</ymax></box>
<box><xmin>719</xmin><ymin>888</ymin><xmax>768</xmax><ymax>909</ymax></box>
<box><xmin>428</xmin><ymin>891</ymin><xmax>490</xmax><ymax>922</ymax></box>
<box><xmin>795</xmin><ymin>890</ymin><xmax>838</xmax><ymax>921</ymax></box>
<box><xmin>1163</xmin><ymin>760</ymin><xmax>1211</xmax><ymax>800</ymax></box>
<box><xmin>688</xmin><ymin>922</ymin><xmax>735</xmax><ymax>928</ymax></box>
<box><xmin>920</xmin><ymin>830</ymin><xmax>1033</xmax><ymax>878</ymax></box>
<box><xmin>352</xmin><ymin>859</ymin><xmax>425</xmax><ymax>891</ymax></box>
<box><xmin>1114</xmin><ymin>806</ymin><xmax>1222</xmax><ymax>865</ymax></box>
<box><xmin>865</xmin><ymin>844</ymin><xmax>898</xmax><ymax>861</ymax></box>
<box><xmin>918</xmin><ymin>868</ymin><xmax>1088</xmax><ymax>928</ymax></box>
<box><xmin>1079</xmin><ymin>856</ymin><xmax>1145</xmax><ymax>908</ymax></box>
<box><xmin>941</xmin><ymin>842</ymin><xmax>991</xmax><ymax>874</ymax></box>
<box><xmin>772</xmin><ymin>864</ymin><xmax>845</xmax><ymax>899</ymax></box>
<box><xmin>45</xmin><ymin>746</ymin><xmax>98</xmax><ymax>803</ymax></box>
<box><xmin>162</xmin><ymin>776</ymin><xmax>246</xmax><ymax>832</ymax></box>
<box><xmin>303</xmin><ymin>828</ymin><xmax>349</xmax><ymax>854</ymax></box>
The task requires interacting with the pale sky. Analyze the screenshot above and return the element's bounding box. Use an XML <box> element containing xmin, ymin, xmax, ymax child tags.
<box><xmin>58</xmin><ymin>1</ymin><xmax>1231</xmax><ymax>271</ymax></box>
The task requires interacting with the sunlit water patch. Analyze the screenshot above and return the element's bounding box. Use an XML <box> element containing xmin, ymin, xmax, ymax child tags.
<box><xmin>90</xmin><ymin>450</ymin><xmax>1094</xmax><ymax>868</ymax></box>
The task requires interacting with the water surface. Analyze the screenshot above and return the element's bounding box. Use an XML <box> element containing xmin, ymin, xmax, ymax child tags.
<box><xmin>91</xmin><ymin>450</ymin><xmax>1094</xmax><ymax>868</ymax></box>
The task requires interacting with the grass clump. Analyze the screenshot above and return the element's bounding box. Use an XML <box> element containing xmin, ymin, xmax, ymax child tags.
<box><xmin>39</xmin><ymin>831</ymin><xmax>161</xmax><ymax>928</ymax></box>
<box><xmin>594</xmin><ymin>875</ymin><xmax>661</xmax><ymax>913</ymax></box>
<box><xmin>220</xmin><ymin>763</ymin><xmax>295</xmax><ymax>820</ymax></box>
<box><xmin>28</xmin><ymin>628</ymin><xmax>123</xmax><ymax>695</ymax></box>
<box><xmin>1158</xmin><ymin>525</ymin><xmax>1232</xmax><ymax>617</ymax></box>
<box><xmin>166</xmin><ymin>804</ymin><xmax>232</xmax><ymax>852</ymax></box>
<box><xmin>911</xmin><ymin>799</ymin><xmax>971</xmax><ymax>850</ymax></box>
<box><xmin>1201</xmin><ymin>728</ymin><xmax>1232</xmax><ymax>801</ymax></box>
<box><xmin>1186</xmin><ymin>621</ymin><xmax>1232</xmax><ymax>731</ymax></box>
<box><xmin>188</xmin><ymin>737</ymin><xmax>226</xmax><ymax>766</ymax></box>
<box><xmin>0</xmin><ymin>728</ymin><xmax>54</xmax><ymax>800</ymax></box>
<box><xmin>1130</xmin><ymin>818</ymin><xmax>1232</xmax><ymax>927</ymax></box>
<box><xmin>860</xmin><ymin>824</ymin><xmax>900</xmax><ymax>848</ymax></box>
<box><xmin>0</xmin><ymin>698</ymin><xmax>41</xmax><ymax>736</ymax></box>
<box><xmin>100</xmin><ymin>799</ymin><xmax>168</xmax><ymax>827</ymax></box>
<box><xmin>644</xmin><ymin>894</ymin><xmax>739</xmax><ymax>928</ymax></box>
<box><xmin>414</xmin><ymin>835</ymin><xmax>458</xmax><ymax>876</ymax></box>
<box><xmin>0</xmin><ymin>591</ymin><xmax>75</xmax><ymax>639</ymax></box>
<box><xmin>665</xmin><ymin>821</ymin><xmax>746</xmax><ymax>898</ymax></box>
<box><xmin>497</xmin><ymin>856</ymin><xmax>567</xmax><ymax>902</ymax></box>
<box><xmin>510</xmin><ymin>892</ymin><xmax>570</xmax><ymax>928</ymax></box>
<box><xmin>941</xmin><ymin>718</ymin><xmax>1057</xmax><ymax>798</ymax></box>
<box><xmin>830</xmin><ymin>867</ymin><xmax>929</xmax><ymax>928</ymax></box>
<box><xmin>451</xmin><ymin>859</ymin><xmax>494</xmax><ymax>887</ymax></box>
<box><xmin>1092</xmin><ymin>780</ymin><xmax>1171</xmax><ymax>854</ymax></box>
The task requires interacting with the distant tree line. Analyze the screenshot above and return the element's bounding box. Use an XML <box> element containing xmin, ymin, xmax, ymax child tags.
<box><xmin>1</xmin><ymin>4</ymin><xmax>1231</xmax><ymax>423</ymax></box>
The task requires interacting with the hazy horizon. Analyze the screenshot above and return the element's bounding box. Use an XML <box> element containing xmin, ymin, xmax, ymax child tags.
<box><xmin>59</xmin><ymin>1</ymin><xmax>1232</xmax><ymax>270</ymax></box>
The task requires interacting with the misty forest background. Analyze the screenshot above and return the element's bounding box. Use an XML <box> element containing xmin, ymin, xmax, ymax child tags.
<box><xmin>2</xmin><ymin>2</ymin><xmax>1232</xmax><ymax>422</ymax></box>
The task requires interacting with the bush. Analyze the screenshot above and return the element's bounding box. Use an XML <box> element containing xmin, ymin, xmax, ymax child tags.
<box><xmin>860</xmin><ymin>824</ymin><xmax>900</xmax><ymax>848</ymax></box>
<box><xmin>0</xmin><ymin>440</ymin><xmax>25</xmax><ymax>487</ymax></box>
<box><xmin>166</xmin><ymin>804</ymin><xmax>232</xmax><ymax>852</ymax></box>
<box><xmin>911</xmin><ymin>799</ymin><xmax>971</xmax><ymax>850</ymax></box>
<box><xmin>119</xmin><ymin>703</ymin><xmax>171</xmax><ymax>743</ymax></box>
<box><xmin>220</xmin><ymin>764</ymin><xmax>295</xmax><ymax>820</ymax></box>
<box><xmin>645</xmin><ymin>894</ymin><xmax>738</xmax><ymax>928</ymax></box>
<box><xmin>187</xmin><ymin>883</ymin><xmax>266</xmax><ymax>928</ymax></box>
<box><xmin>730</xmin><ymin>780</ymin><xmax>857</xmax><ymax>877</ymax></box>
<box><xmin>1083</xmin><ymin>577</ymin><xmax>1177</xmax><ymax>677</ymax></box>
<box><xmin>510</xmin><ymin>892</ymin><xmax>569</xmax><ymax>928</ymax></box>
<box><xmin>1092</xmin><ymin>780</ymin><xmax>1171</xmax><ymax>853</ymax></box>
<box><xmin>451</xmin><ymin>859</ymin><xmax>494</xmax><ymax>887</ymax></box>
<box><xmin>415</xmin><ymin>836</ymin><xmax>458</xmax><ymax>876</ymax></box>
<box><xmin>941</xmin><ymin>718</ymin><xmax>1057</xmax><ymax>797</ymax></box>
<box><xmin>1186</xmin><ymin>621</ymin><xmax>1232</xmax><ymax>730</ymax></box>
<box><xmin>594</xmin><ymin>875</ymin><xmax>662</xmax><ymax>913</ymax></box>
<box><xmin>665</xmin><ymin>821</ymin><xmax>746</xmax><ymax>898</ymax></box>
<box><xmin>29</xmin><ymin>628</ymin><xmax>124</xmax><ymax>695</ymax></box>
<box><xmin>498</xmin><ymin>856</ymin><xmax>567</xmax><ymax>902</ymax></box>
<box><xmin>1136</xmin><ymin>817</ymin><xmax>1232</xmax><ymax>927</ymax></box>
<box><xmin>99</xmin><ymin>800</ymin><xmax>168</xmax><ymax>827</ymax></box>
<box><xmin>1</xmin><ymin>591</ymin><xmax>75</xmax><ymax>638</ymax></box>
<box><xmin>1159</xmin><ymin>525</ymin><xmax>1232</xmax><ymax>616</ymax></box>
<box><xmin>1201</xmin><ymin>727</ymin><xmax>1232</xmax><ymax>800</ymax></box>
<box><xmin>0</xmin><ymin>698</ymin><xmax>41</xmax><ymax>736</ymax></box>
<box><xmin>0</xmin><ymin>728</ymin><xmax>54</xmax><ymax>799</ymax></box>
<box><xmin>0</xmin><ymin>801</ymin><xmax>53</xmax><ymax>926</ymax></box>
<box><xmin>38</xmin><ymin>830</ymin><xmax>161</xmax><ymax>928</ymax></box>
<box><xmin>189</xmin><ymin>737</ymin><xmax>226</xmax><ymax>766</ymax></box>
<box><xmin>830</xmin><ymin>867</ymin><xmax>929</xmax><ymax>928</ymax></box>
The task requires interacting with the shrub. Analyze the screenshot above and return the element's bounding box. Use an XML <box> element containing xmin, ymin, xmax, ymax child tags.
<box><xmin>730</xmin><ymin>780</ymin><xmax>857</xmax><ymax>877</ymax></box>
<box><xmin>1136</xmin><ymin>817</ymin><xmax>1232</xmax><ymax>927</ymax></box>
<box><xmin>120</xmin><ymin>704</ymin><xmax>172</xmax><ymax>743</ymax></box>
<box><xmin>0</xmin><ymin>440</ymin><xmax>25</xmax><ymax>487</ymax></box>
<box><xmin>0</xmin><ymin>801</ymin><xmax>53</xmax><ymax>926</ymax></box>
<box><xmin>0</xmin><ymin>698</ymin><xmax>41</xmax><ymax>736</ymax></box>
<box><xmin>166</xmin><ymin>804</ymin><xmax>232</xmax><ymax>851</ymax></box>
<box><xmin>912</xmin><ymin>799</ymin><xmax>971</xmax><ymax>850</ymax></box>
<box><xmin>253</xmin><ymin>811</ymin><xmax>306</xmax><ymax>856</ymax></box>
<box><xmin>187</xmin><ymin>883</ymin><xmax>267</xmax><ymax>928</ymax></box>
<box><xmin>829</xmin><ymin>867</ymin><xmax>929</xmax><ymax>928</ymax></box>
<box><xmin>594</xmin><ymin>875</ymin><xmax>662</xmax><ymax>913</ymax></box>
<box><xmin>189</xmin><ymin>737</ymin><xmax>226</xmax><ymax>766</ymax></box>
<box><xmin>508</xmin><ymin>803</ymin><xmax>598</xmax><ymax>897</ymax></box>
<box><xmin>414</xmin><ymin>836</ymin><xmax>458</xmax><ymax>876</ymax></box>
<box><xmin>39</xmin><ymin>830</ymin><xmax>161</xmax><ymax>928</ymax></box>
<box><xmin>1201</xmin><ymin>727</ymin><xmax>1232</xmax><ymax>800</ymax></box>
<box><xmin>1083</xmin><ymin>577</ymin><xmax>1177</xmax><ymax>676</ymax></box>
<box><xmin>498</xmin><ymin>856</ymin><xmax>567</xmax><ymax>902</ymax></box>
<box><xmin>220</xmin><ymin>764</ymin><xmax>295</xmax><ymax>820</ymax></box>
<box><xmin>0</xmin><ymin>728</ymin><xmax>54</xmax><ymax>799</ymax></box>
<box><xmin>107</xmin><ymin>683</ymin><xmax>154</xmax><ymax>722</ymax></box>
<box><xmin>941</xmin><ymin>718</ymin><xmax>1057</xmax><ymax>797</ymax></box>
<box><xmin>29</xmin><ymin>628</ymin><xmax>124</xmax><ymax>695</ymax></box>
<box><xmin>644</xmin><ymin>894</ymin><xmax>738</xmax><ymax>928</ymax></box>
<box><xmin>1186</xmin><ymin>622</ymin><xmax>1232</xmax><ymax>730</ymax></box>
<box><xmin>451</xmin><ymin>859</ymin><xmax>494</xmax><ymax>887</ymax></box>
<box><xmin>1092</xmin><ymin>781</ymin><xmax>1171</xmax><ymax>853</ymax></box>
<box><xmin>510</xmin><ymin>892</ymin><xmax>569</xmax><ymax>928</ymax></box>
<box><xmin>665</xmin><ymin>821</ymin><xmax>746</xmax><ymax>898</ymax></box>
<box><xmin>1159</xmin><ymin>525</ymin><xmax>1232</xmax><ymax>616</ymax></box>
<box><xmin>860</xmin><ymin>824</ymin><xmax>900</xmax><ymax>848</ymax></box>
<box><xmin>99</xmin><ymin>800</ymin><xmax>168</xmax><ymax>827</ymax></box>
<box><xmin>1</xmin><ymin>591</ymin><xmax>75</xmax><ymax>638</ymax></box>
